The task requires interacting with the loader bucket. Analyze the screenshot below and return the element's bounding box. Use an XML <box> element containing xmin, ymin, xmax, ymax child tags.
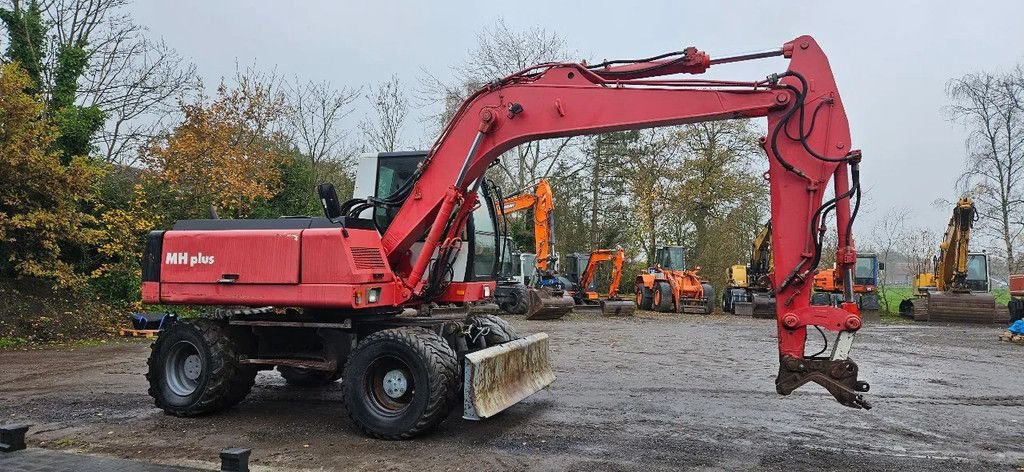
<box><xmin>463</xmin><ymin>332</ymin><xmax>556</xmax><ymax>420</ymax></box>
<box><xmin>525</xmin><ymin>288</ymin><xmax>575</xmax><ymax>320</ymax></box>
<box><xmin>600</xmin><ymin>299</ymin><xmax>636</xmax><ymax>316</ymax></box>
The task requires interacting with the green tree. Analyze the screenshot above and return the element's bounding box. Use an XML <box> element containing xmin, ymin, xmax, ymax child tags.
<box><xmin>0</xmin><ymin>0</ymin><xmax>44</xmax><ymax>88</ymax></box>
<box><xmin>0</xmin><ymin>63</ymin><xmax>104</xmax><ymax>286</ymax></box>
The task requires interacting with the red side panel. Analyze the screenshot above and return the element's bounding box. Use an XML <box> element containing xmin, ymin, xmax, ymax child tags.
<box><xmin>161</xmin><ymin>230</ymin><xmax>301</xmax><ymax>284</ymax></box>
<box><xmin>141</xmin><ymin>281</ymin><xmax>160</xmax><ymax>303</ymax></box>
<box><xmin>151</xmin><ymin>227</ymin><xmax>400</xmax><ymax>310</ymax></box>
<box><xmin>1010</xmin><ymin>274</ymin><xmax>1024</xmax><ymax>297</ymax></box>
<box><xmin>158</xmin><ymin>282</ymin><xmax>402</xmax><ymax>309</ymax></box>
<box><xmin>436</xmin><ymin>281</ymin><xmax>497</xmax><ymax>303</ymax></box>
<box><xmin>301</xmin><ymin>228</ymin><xmax>393</xmax><ymax>285</ymax></box>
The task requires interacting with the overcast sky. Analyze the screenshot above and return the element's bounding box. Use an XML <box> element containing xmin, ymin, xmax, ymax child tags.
<box><xmin>134</xmin><ymin>0</ymin><xmax>1024</xmax><ymax>246</ymax></box>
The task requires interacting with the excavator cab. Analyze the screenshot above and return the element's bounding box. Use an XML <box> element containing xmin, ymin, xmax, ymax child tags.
<box><xmin>965</xmin><ymin>252</ymin><xmax>990</xmax><ymax>292</ymax></box>
<box><xmin>353</xmin><ymin>151</ymin><xmax>502</xmax><ymax>285</ymax></box>
<box><xmin>656</xmin><ymin>246</ymin><xmax>687</xmax><ymax>271</ymax></box>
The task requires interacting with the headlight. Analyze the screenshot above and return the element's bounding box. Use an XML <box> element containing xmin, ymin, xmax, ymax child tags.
<box><xmin>367</xmin><ymin>287</ymin><xmax>381</xmax><ymax>303</ymax></box>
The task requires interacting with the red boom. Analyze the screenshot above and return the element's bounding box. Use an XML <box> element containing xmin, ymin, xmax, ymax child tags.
<box><xmin>381</xmin><ymin>35</ymin><xmax>868</xmax><ymax>408</ymax></box>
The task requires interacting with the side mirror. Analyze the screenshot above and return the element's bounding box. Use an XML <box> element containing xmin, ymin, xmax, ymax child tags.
<box><xmin>878</xmin><ymin>262</ymin><xmax>886</xmax><ymax>271</ymax></box>
<box><xmin>318</xmin><ymin>182</ymin><xmax>343</xmax><ymax>220</ymax></box>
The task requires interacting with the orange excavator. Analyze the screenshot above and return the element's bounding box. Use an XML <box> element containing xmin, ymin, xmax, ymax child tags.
<box><xmin>636</xmin><ymin>246</ymin><xmax>714</xmax><ymax>314</ymax></box>
<box><xmin>496</xmin><ymin>179</ymin><xmax>576</xmax><ymax>319</ymax></box>
<box><xmin>571</xmin><ymin>246</ymin><xmax>637</xmax><ymax>316</ymax></box>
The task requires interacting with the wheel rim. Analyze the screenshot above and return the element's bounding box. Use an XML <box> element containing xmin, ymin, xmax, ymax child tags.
<box><xmin>635</xmin><ymin>288</ymin><xmax>642</xmax><ymax>305</ymax></box>
<box><xmin>165</xmin><ymin>340</ymin><xmax>202</xmax><ymax>397</ymax></box>
<box><xmin>365</xmin><ymin>356</ymin><xmax>415</xmax><ymax>415</ymax></box>
<box><xmin>654</xmin><ymin>288</ymin><xmax>661</xmax><ymax>306</ymax></box>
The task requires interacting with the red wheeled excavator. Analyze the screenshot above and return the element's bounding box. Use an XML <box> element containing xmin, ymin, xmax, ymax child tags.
<box><xmin>140</xmin><ymin>35</ymin><xmax>870</xmax><ymax>440</ymax></box>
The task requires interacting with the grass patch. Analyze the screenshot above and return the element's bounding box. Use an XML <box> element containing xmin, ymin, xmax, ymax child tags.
<box><xmin>0</xmin><ymin>337</ymin><xmax>28</xmax><ymax>349</ymax></box>
<box><xmin>877</xmin><ymin>286</ymin><xmax>1010</xmax><ymax>315</ymax></box>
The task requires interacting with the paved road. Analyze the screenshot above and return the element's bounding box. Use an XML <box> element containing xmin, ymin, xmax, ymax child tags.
<box><xmin>0</xmin><ymin>448</ymin><xmax>203</xmax><ymax>471</ymax></box>
<box><xmin>1</xmin><ymin>313</ymin><xmax>1022</xmax><ymax>471</ymax></box>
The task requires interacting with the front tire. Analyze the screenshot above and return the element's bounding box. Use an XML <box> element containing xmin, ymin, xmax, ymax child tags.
<box><xmin>701</xmin><ymin>283</ymin><xmax>716</xmax><ymax>315</ymax></box>
<box><xmin>499</xmin><ymin>284</ymin><xmax>530</xmax><ymax>315</ymax></box>
<box><xmin>722</xmin><ymin>287</ymin><xmax>734</xmax><ymax>313</ymax></box>
<box><xmin>653</xmin><ymin>282</ymin><xmax>674</xmax><ymax>312</ymax></box>
<box><xmin>146</xmin><ymin>319</ymin><xmax>256</xmax><ymax>417</ymax></box>
<box><xmin>636</xmin><ymin>285</ymin><xmax>654</xmax><ymax>310</ymax></box>
<box><xmin>466</xmin><ymin>314</ymin><xmax>521</xmax><ymax>345</ymax></box>
<box><xmin>342</xmin><ymin>327</ymin><xmax>459</xmax><ymax>439</ymax></box>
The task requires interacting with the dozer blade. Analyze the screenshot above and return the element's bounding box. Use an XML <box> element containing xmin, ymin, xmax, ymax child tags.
<box><xmin>927</xmin><ymin>292</ymin><xmax>997</xmax><ymax>324</ymax></box>
<box><xmin>525</xmin><ymin>288</ymin><xmax>575</xmax><ymax>320</ymax></box>
<box><xmin>752</xmin><ymin>295</ymin><xmax>777</xmax><ymax>319</ymax></box>
<box><xmin>573</xmin><ymin>303</ymin><xmax>603</xmax><ymax>314</ymax></box>
<box><xmin>600</xmin><ymin>299</ymin><xmax>636</xmax><ymax>316</ymax></box>
<box><xmin>463</xmin><ymin>333</ymin><xmax>555</xmax><ymax>420</ymax></box>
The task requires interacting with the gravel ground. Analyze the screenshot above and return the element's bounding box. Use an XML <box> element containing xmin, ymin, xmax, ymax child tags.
<box><xmin>1</xmin><ymin>312</ymin><xmax>1022</xmax><ymax>471</ymax></box>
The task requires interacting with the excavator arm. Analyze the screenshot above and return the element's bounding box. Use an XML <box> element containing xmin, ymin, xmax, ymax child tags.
<box><xmin>369</xmin><ymin>35</ymin><xmax>868</xmax><ymax>409</ymax></box>
<box><xmin>936</xmin><ymin>197</ymin><xmax>977</xmax><ymax>292</ymax></box>
<box><xmin>751</xmin><ymin>222</ymin><xmax>773</xmax><ymax>282</ymax></box>
<box><xmin>500</xmin><ymin>180</ymin><xmax>556</xmax><ymax>273</ymax></box>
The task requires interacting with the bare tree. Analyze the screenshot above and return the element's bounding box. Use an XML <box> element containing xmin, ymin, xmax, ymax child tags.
<box><xmin>947</xmin><ymin>65</ymin><xmax>1024</xmax><ymax>274</ymax></box>
<box><xmin>287</xmin><ymin>78</ymin><xmax>359</xmax><ymax>183</ymax></box>
<box><xmin>900</xmin><ymin>226</ymin><xmax>938</xmax><ymax>285</ymax></box>
<box><xmin>360</xmin><ymin>74</ymin><xmax>407</xmax><ymax>153</ymax></box>
<box><xmin>420</xmin><ymin>18</ymin><xmax>574</xmax><ymax>190</ymax></box>
<box><xmin>870</xmin><ymin>207</ymin><xmax>908</xmax><ymax>313</ymax></box>
<box><xmin>39</xmin><ymin>0</ymin><xmax>199</xmax><ymax>165</ymax></box>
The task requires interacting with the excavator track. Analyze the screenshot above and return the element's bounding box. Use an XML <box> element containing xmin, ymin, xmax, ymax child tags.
<box><xmin>926</xmin><ymin>292</ymin><xmax>997</xmax><ymax>324</ymax></box>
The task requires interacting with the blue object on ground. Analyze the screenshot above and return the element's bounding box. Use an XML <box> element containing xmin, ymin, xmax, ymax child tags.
<box><xmin>130</xmin><ymin>313</ymin><xmax>177</xmax><ymax>330</ymax></box>
<box><xmin>1008</xmin><ymin>319</ymin><xmax>1024</xmax><ymax>335</ymax></box>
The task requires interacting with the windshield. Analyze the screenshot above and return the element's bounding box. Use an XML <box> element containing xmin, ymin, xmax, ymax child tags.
<box><xmin>471</xmin><ymin>198</ymin><xmax>498</xmax><ymax>280</ymax></box>
<box><xmin>854</xmin><ymin>256</ymin><xmax>876</xmax><ymax>285</ymax></box>
<box><xmin>965</xmin><ymin>254</ymin><xmax>989</xmax><ymax>292</ymax></box>
<box><xmin>522</xmin><ymin>254</ymin><xmax>537</xmax><ymax>285</ymax></box>
<box><xmin>657</xmin><ymin>247</ymin><xmax>686</xmax><ymax>270</ymax></box>
<box><xmin>374</xmin><ymin>155</ymin><xmax>421</xmax><ymax>230</ymax></box>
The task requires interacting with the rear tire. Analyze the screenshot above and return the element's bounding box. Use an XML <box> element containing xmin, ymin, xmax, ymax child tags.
<box><xmin>636</xmin><ymin>285</ymin><xmax>654</xmax><ymax>310</ymax></box>
<box><xmin>278</xmin><ymin>366</ymin><xmax>341</xmax><ymax>387</ymax></box>
<box><xmin>146</xmin><ymin>319</ymin><xmax>257</xmax><ymax>417</ymax></box>
<box><xmin>499</xmin><ymin>285</ymin><xmax>530</xmax><ymax>315</ymax></box>
<box><xmin>810</xmin><ymin>292</ymin><xmax>831</xmax><ymax>306</ymax></box>
<box><xmin>466</xmin><ymin>314</ymin><xmax>521</xmax><ymax>345</ymax></box>
<box><xmin>701</xmin><ymin>283</ymin><xmax>715</xmax><ymax>315</ymax></box>
<box><xmin>653</xmin><ymin>282</ymin><xmax>674</xmax><ymax>312</ymax></box>
<box><xmin>342</xmin><ymin>327</ymin><xmax>459</xmax><ymax>439</ymax></box>
<box><xmin>898</xmin><ymin>299</ymin><xmax>914</xmax><ymax>317</ymax></box>
<box><xmin>722</xmin><ymin>287</ymin><xmax>734</xmax><ymax>313</ymax></box>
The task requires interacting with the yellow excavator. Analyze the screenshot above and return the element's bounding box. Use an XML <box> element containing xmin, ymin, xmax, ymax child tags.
<box><xmin>495</xmin><ymin>179</ymin><xmax>575</xmax><ymax>319</ymax></box>
<box><xmin>898</xmin><ymin>197</ymin><xmax>997</xmax><ymax>323</ymax></box>
<box><xmin>723</xmin><ymin>221</ymin><xmax>776</xmax><ymax>318</ymax></box>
